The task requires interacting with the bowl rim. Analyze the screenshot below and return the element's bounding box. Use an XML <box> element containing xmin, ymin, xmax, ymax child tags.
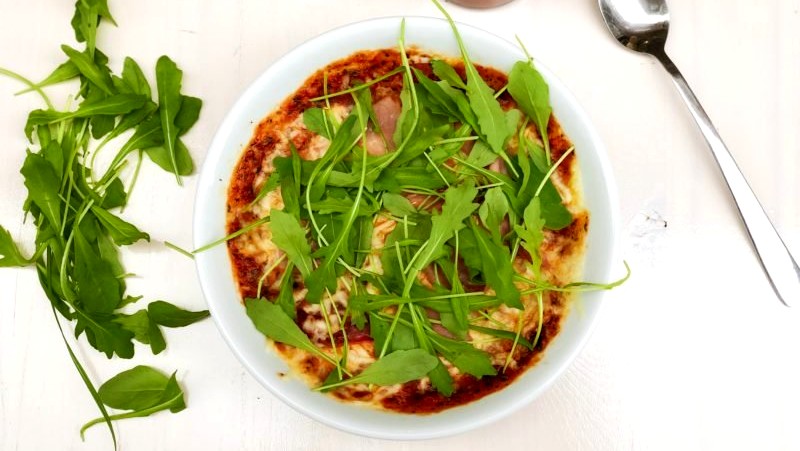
<box><xmin>193</xmin><ymin>15</ymin><xmax>620</xmax><ymax>440</ymax></box>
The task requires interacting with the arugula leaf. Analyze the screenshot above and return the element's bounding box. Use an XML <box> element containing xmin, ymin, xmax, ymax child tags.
<box><xmin>0</xmin><ymin>225</ymin><xmax>33</xmax><ymax>267</ymax></box>
<box><xmin>431</xmin><ymin>59</ymin><xmax>466</xmax><ymax>89</ymax></box>
<box><xmin>155</xmin><ymin>55</ymin><xmax>185</xmax><ymax>184</ymax></box>
<box><xmin>303</xmin><ymin>107</ymin><xmax>332</xmax><ymax>140</ymax></box>
<box><xmin>413</xmin><ymin>68</ymin><xmax>477</xmax><ymax>130</ymax></box>
<box><xmin>409</xmin><ymin>181</ymin><xmax>478</xmax><ymax>277</ymax></box>
<box><xmin>114</xmin><ymin>310</ymin><xmax>166</xmax><ymax>354</ymax></box>
<box><xmin>433</xmin><ymin>1</ymin><xmax>509</xmax><ymax>154</ymax></box>
<box><xmin>248</xmin><ymin>173</ymin><xmax>280</xmax><ymax>208</ymax></box>
<box><xmin>20</xmin><ymin>152</ymin><xmax>62</xmax><ymax>227</ymax></box>
<box><xmin>306</xmin><ymin>114</ymin><xmax>361</xmax><ymax>202</ymax></box>
<box><xmin>508</xmin><ymin>60</ymin><xmax>551</xmax><ymax>155</ymax></box>
<box><xmin>61</xmin><ymin>44</ymin><xmax>115</xmax><ymax>95</ymax></box>
<box><xmin>468</xmin><ymin>221</ymin><xmax>522</xmax><ymax>308</ymax></box>
<box><xmin>81</xmin><ymin>366</ymin><xmax>186</xmax><ymax>437</ymax></box>
<box><xmin>25</xmin><ymin>94</ymin><xmax>147</xmax><ymax>139</ymax></box>
<box><xmin>382</xmin><ymin>192</ymin><xmax>416</xmax><ymax>217</ymax></box>
<box><xmin>144</xmin><ymin>139</ymin><xmax>194</xmax><ymax>175</ymax></box>
<box><xmin>514</xmin><ymin>197</ymin><xmax>545</xmax><ymax>275</ymax></box>
<box><xmin>73</xmin><ymin>230</ymin><xmax>122</xmax><ymax>314</ymax></box>
<box><xmin>75</xmin><ymin>313</ymin><xmax>135</xmax><ymax>359</ymax></box>
<box><xmin>405</xmin><ymin>305</ymin><xmax>454</xmax><ymax>395</ymax></box>
<box><xmin>18</xmin><ymin>61</ymin><xmax>79</xmax><ymax>94</ymax></box>
<box><xmin>99</xmin><ymin>366</ymin><xmax>172</xmax><ymax>411</ymax></box>
<box><xmin>478</xmin><ymin>187</ymin><xmax>509</xmax><ymax>242</ymax></box>
<box><xmin>91</xmin><ymin>206</ymin><xmax>149</xmax><ymax>245</ymax></box>
<box><xmin>275</xmin><ymin>262</ymin><xmax>297</xmax><ymax>319</ymax></box>
<box><xmin>147</xmin><ymin>301</ymin><xmax>209</xmax><ymax>327</ymax></box>
<box><xmin>119</xmin><ymin>57</ymin><xmax>151</xmax><ymax>98</ymax></box>
<box><xmin>175</xmin><ymin>95</ymin><xmax>202</xmax><ymax>134</ymax></box>
<box><xmin>70</xmin><ymin>0</ymin><xmax>116</xmax><ymax>47</ymax></box>
<box><xmin>244</xmin><ymin>298</ymin><xmax>337</xmax><ymax>366</ymax></box>
<box><xmin>429</xmin><ymin>334</ymin><xmax>496</xmax><ymax>378</ymax></box>
<box><xmin>319</xmin><ymin>349</ymin><xmax>438</xmax><ymax>390</ymax></box>
<box><xmin>148</xmin><ymin>318</ymin><xmax>167</xmax><ymax>354</ymax></box>
<box><xmin>268</xmin><ymin>209</ymin><xmax>314</xmax><ymax>278</ymax></box>
<box><xmin>119</xmin><ymin>115</ymin><xmax>164</xmax><ymax>156</ymax></box>
<box><xmin>114</xmin><ymin>310</ymin><xmax>150</xmax><ymax>342</ymax></box>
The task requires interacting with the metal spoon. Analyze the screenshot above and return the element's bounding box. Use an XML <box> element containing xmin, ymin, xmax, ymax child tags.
<box><xmin>598</xmin><ymin>0</ymin><xmax>799</xmax><ymax>306</ymax></box>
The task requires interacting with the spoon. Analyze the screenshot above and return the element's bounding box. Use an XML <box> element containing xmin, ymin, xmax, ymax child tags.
<box><xmin>598</xmin><ymin>0</ymin><xmax>799</xmax><ymax>306</ymax></box>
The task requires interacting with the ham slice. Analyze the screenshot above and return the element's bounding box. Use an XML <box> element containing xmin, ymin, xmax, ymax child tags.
<box><xmin>365</xmin><ymin>95</ymin><xmax>402</xmax><ymax>156</ymax></box>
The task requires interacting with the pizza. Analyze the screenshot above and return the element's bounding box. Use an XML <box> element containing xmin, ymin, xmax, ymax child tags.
<box><xmin>225</xmin><ymin>39</ymin><xmax>587</xmax><ymax>413</ymax></box>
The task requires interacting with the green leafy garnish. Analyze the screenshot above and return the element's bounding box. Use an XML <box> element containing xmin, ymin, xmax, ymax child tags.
<box><xmin>268</xmin><ymin>210</ymin><xmax>314</xmax><ymax>278</ymax></box>
<box><xmin>0</xmin><ymin>0</ymin><xmax>205</xmax><ymax>445</ymax></box>
<box><xmin>245</xmin><ymin>298</ymin><xmax>340</xmax><ymax>368</ymax></box>
<box><xmin>81</xmin><ymin>366</ymin><xmax>186</xmax><ymax>438</ymax></box>
<box><xmin>147</xmin><ymin>301</ymin><xmax>210</xmax><ymax>327</ymax></box>
<box><xmin>155</xmin><ymin>56</ymin><xmax>184</xmax><ymax>185</ymax></box>
<box><xmin>318</xmin><ymin>349</ymin><xmax>438</xmax><ymax>390</ymax></box>
<box><xmin>0</xmin><ymin>226</ymin><xmax>34</xmax><ymax>267</ymax></box>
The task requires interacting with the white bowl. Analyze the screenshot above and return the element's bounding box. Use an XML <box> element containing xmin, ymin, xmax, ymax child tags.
<box><xmin>194</xmin><ymin>16</ymin><xmax>619</xmax><ymax>440</ymax></box>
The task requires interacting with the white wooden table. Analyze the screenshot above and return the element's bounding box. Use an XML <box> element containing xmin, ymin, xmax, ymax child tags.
<box><xmin>1</xmin><ymin>1</ymin><xmax>798</xmax><ymax>449</ymax></box>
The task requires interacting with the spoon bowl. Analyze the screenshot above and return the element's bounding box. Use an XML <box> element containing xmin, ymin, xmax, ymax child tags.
<box><xmin>598</xmin><ymin>0</ymin><xmax>669</xmax><ymax>54</ymax></box>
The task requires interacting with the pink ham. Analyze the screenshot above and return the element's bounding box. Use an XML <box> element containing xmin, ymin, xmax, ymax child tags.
<box><xmin>364</xmin><ymin>95</ymin><xmax>402</xmax><ymax>156</ymax></box>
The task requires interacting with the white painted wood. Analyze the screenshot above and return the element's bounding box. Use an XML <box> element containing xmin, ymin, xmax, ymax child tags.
<box><xmin>1</xmin><ymin>0</ymin><xmax>798</xmax><ymax>449</ymax></box>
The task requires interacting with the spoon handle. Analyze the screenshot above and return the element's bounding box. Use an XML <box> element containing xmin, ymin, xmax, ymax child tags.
<box><xmin>652</xmin><ymin>51</ymin><xmax>799</xmax><ymax>306</ymax></box>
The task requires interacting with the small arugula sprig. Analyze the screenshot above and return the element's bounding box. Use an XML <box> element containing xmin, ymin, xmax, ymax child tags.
<box><xmin>223</xmin><ymin>0</ymin><xmax>627</xmax><ymax>400</ymax></box>
<box><xmin>0</xmin><ymin>0</ymin><xmax>207</xmax><ymax>446</ymax></box>
<box><xmin>80</xmin><ymin>366</ymin><xmax>187</xmax><ymax>438</ymax></box>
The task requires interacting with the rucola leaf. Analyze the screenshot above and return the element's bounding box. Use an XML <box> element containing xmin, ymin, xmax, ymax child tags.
<box><xmin>320</xmin><ymin>349</ymin><xmax>438</xmax><ymax>389</ymax></box>
<box><xmin>508</xmin><ymin>61</ymin><xmax>551</xmax><ymax>147</ymax></box>
<box><xmin>155</xmin><ymin>56</ymin><xmax>184</xmax><ymax>183</ymax></box>
<box><xmin>0</xmin><ymin>225</ymin><xmax>33</xmax><ymax>267</ymax></box>
<box><xmin>410</xmin><ymin>181</ymin><xmax>478</xmax><ymax>274</ymax></box>
<box><xmin>81</xmin><ymin>366</ymin><xmax>186</xmax><ymax>437</ymax></box>
<box><xmin>268</xmin><ymin>210</ymin><xmax>313</xmax><ymax>278</ymax></box>
<box><xmin>245</xmin><ymin>298</ymin><xmax>336</xmax><ymax>366</ymax></box>
<box><xmin>61</xmin><ymin>44</ymin><xmax>115</xmax><ymax>95</ymax></box>
<box><xmin>147</xmin><ymin>301</ymin><xmax>209</xmax><ymax>327</ymax></box>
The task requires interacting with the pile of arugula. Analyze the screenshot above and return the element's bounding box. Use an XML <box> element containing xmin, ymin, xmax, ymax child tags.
<box><xmin>0</xmin><ymin>0</ymin><xmax>207</xmax><ymax>446</ymax></box>
<box><xmin>243</xmin><ymin>1</ymin><xmax>627</xmax><ymax>397</ymax></box>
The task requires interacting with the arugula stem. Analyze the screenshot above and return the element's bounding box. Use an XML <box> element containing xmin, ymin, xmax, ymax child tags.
<box><xmin>309</xmin><ymin>67</ymin><xmax>404</xmax><ymax>102</ymax></box>
<box><xmin>255</xmin><ymin>254</ymin><xmax>287</xmax><ymax>299</ymax></box>
<box><xmin>122</xmin><ymin>151</ymin><xmax>144</xmax><ymax>211</ymax></box>
<box><xmin>80</xmin><ymin>392</ymin><xmax>183</xmax><ymax>437</ymax></box>
<box><xmin>433</xmin><ymin>136</ymin><xmax>478</xmax><ymax>146</ymax></box>
<box><xmin>192</xmin><ymin>216</ymin><xmax>270</xmax><ymax>254</ymax></box>
<box><xmin>423</xmin><ymin>151</ymin><xmax>450</xmax><ymax>187</ymax></box>
<box><xmin>378</xmin><ymin>304</ymin><xmax>404</xmax><ymax>359</ymax></box>
<box><xmin>503</xmin><ymin>308</ymin><xmax>525</xmax><ymax>372</ymax></box>
<box><xmin>58</xmin><ymin>200</ymin><xmax>94</xmax><ymax>300</ymax></box>
<box><xmin>477</xmin><ymin>309</ymin><xmax>508</xmax><ymax>330</ymax></box>
<box><xmin>534</xmin><ymin>146</ymin><xmax>574</xmax><ymax>198</ymax></box>
<box><xmin>0</xmin><ymin>66</ymin><xmax>55</xmax><ymax>109</ymax></box>
<box><xmin>329</xmin><ymin>290</ymin><xmax>351</xmax><ymax>379</ymax></box>
<box><xmin>320</xmin><ymin>290</ymin><xmax>343</xmax><ymax>378</ymax></box>
<box><xmin>451</xmin><ymin>156</ymin><xmax>508</xmax><ymax>186</ymax></box>
<box><xmin>50</xmin><ymin>306</ymin><xmax>117</xmax><ymax>447</ymax></box>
